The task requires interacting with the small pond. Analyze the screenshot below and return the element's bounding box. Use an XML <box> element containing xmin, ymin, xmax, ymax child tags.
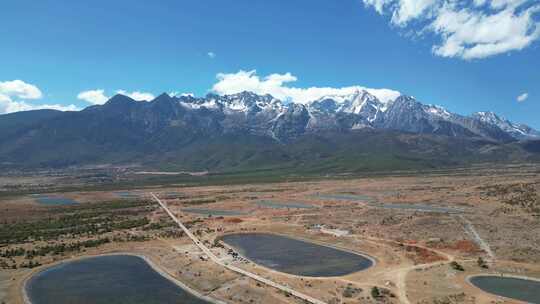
<box><xmin>254</xmin><ymin>200</ymin><xmax>315</xmax><ymax>209</ymax></box>
<box><xmin>469</xmin><ymin>275</ymin><xmax>540</xmax><ymax>303</ymax></box>
<box><xmin>220</xmin><ymin>233</ymin><xmax>373</xmax><ymax>277</ymax></box>
<box><xmin>26</xmin><ymin>255</ymin><xmax>212</xmax><ymax>304</ymax></box>
<box><xmin>313</xmin><ymin>194</ymin><xmax>376</xmax><ymax>202</ymax></box>
<box><xmin>32</xmin><ymin>195</ymin><xmax>79</xmax><ymax>206</ymax></box>
<box><xmin>114</xmin><ymin>191</ymin><xmax>140</xmax><ymax>199</ymax></box>
<box><xmin>368</xmin><ymin>202</ymin><xmax>463</xmax><ymax>214</ymax></box>
<box><xmin>182</xmin><ymin>208</ymin><xmax>247</xmax><ymax>216</ymax></box>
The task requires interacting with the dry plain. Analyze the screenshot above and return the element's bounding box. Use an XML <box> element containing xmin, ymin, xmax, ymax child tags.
<box><xmin>1</xmin><ymin>164</ymin><xmax>539</xmax><ymax>304</ymax></box>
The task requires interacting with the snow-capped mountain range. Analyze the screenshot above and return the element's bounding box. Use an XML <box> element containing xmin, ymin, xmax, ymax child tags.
<box><xmin>1</xmin><ymin>90</ymin><xmax>538</xmax><ymax>169</ymax></box>
<box><xmin>160</xmin><ymin>90</ymin><xmax>538</xmax><ymax>142</ymax></box>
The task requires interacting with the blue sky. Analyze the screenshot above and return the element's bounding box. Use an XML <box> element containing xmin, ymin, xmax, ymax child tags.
<box><xmin>0</xmin><ymin>0</ymin><xmax>538</xmax><ymax>128</ymax></box>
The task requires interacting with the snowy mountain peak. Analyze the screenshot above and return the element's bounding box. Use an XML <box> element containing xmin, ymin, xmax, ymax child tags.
<box><xmin>149</xmin><ymin>91</ymin><xmax>538</xmax><ymax>142</ymax></box>
<box><xmin>473</xmin><ymin>111</ymin><xmax>503</xmax><ymax>122</ymax></box>
<box><xmin>472</xmin><ymin>111</ymin><xmax>540</xmax><ymax>140</ymax></box>
<box><xmin>308</xmin><ymin>89</ymin><xmax>385</xmax><ymax>115</ymax></box>
<box><xmin>424</xmin><ymin>104</ymin><xmax>452</xmax><ymax>119</ymax></box>
<box><xmin>219</xmin><ymin>91</ymin><xmax>283</xmax><ymax>113</ymax></box>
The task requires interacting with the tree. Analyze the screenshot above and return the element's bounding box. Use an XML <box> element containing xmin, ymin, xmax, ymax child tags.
<box><xmin>450</xmin><ymin>261</ymin><xmax>465</xmax><ymax>271</ymax></box>
<box><xmin>371</xmin><ymin>286</ymin><xmax>381</xmax><ymax>298</ymax></box>
<box><xmin>477</xmin><ymin>257</ymin><xmax>488</xmax><ymax>268</ymax></box>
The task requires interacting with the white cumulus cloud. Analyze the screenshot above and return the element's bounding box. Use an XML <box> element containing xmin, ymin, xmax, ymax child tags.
<box><xmin>211</xmin><ymin>70</ymin><xmax>401</xmax><ymax>104</ymax></box>
<box><xmin>517</xmin><ymin>92</ymin><xmax>529</xmax><ymax>102</ymax></box>
<box><xmin>0</xmin><ymin>80</ymin><xmax>43</xmax><ymax>100</ymax></box>
<box><xmin>361</xmin><ymin>0</ymin><xmax>540</xmax><ymax>59</ymax></box>
<box><xmin>0</xmin><ymin>80</ymin><xmax>78</xmax><ymax>114</ymax></box>
<box><xmin>77</xmin><ymin>89</ymin><xmax>156</xmax><ymax>104</ymax></box>
<box><xmin>116</xmin><ymin>90</ymin><xmax>155</xmax><ymax>101</ymax></box>
<box><xmin>77</xmin><ymin>89</ymin><xmax>109</xmax><ymax>105</ymax></box>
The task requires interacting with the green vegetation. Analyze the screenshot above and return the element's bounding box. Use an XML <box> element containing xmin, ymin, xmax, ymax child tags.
<box><xmin>0</xmin><ymin>200</ymin><xmax>154</xmax><ymax>245</ymax></box>
<box><xmin>142</xmin><ymin>220</ymin><xmax>176</xmax><ymax>231</ymax></box>
<box><xmin>0</xmin><ymin>199</ymin><xmax>164</xmax><ymax>269</ymax></box>
<box><xmin>179</xmin><ymin>198</ymin><xmax>217</xmax><ymax>205</ymax></box>
<box><xmin>1</xmin><ymin>238</ymin><xmax>111</xmax><ymax>260</ymax></box>
<box><xmin>2</xmin><ymin>128</ymin><xmax>538</xmax><ymax>194</ymax></box>
<box><xmin>20</xmin><ymin>260</ymin><xmax>42</xmax><ymax>269</ymax></box>
<box><xmin>342</xmin><ymin>284</ymin><xmax>362</xmax><ymax>298</ymax></box>
<box><xmin>371</xmin><ymin>286</ymin><xmax>381</xmax><ymax>298</ymax></box>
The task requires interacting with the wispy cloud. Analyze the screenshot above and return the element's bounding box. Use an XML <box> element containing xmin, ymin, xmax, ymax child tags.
<box><xmin>207</xmin><ymin>51</ymin><xmax>216</xmax><ymax>59</ymax></box>
<box><xmin>361</xmin><ymin>0</ymin><xmax>540</xmax><ymax>60</ymax></box>
<box><xmin>517</xmin><ymin>92</ymin><xmax>529</xmax><ymax>102</ymax></box>
<box><xmin>212</xmin><ymin>70</ymin><xmax>401</xmax><ymax>104</ymax></box>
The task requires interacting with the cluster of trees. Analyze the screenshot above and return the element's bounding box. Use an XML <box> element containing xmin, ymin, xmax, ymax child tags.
<box><xmin>142</xmin><ymin>221</ymin><xmax>176</xmax><ymax>231</ymax></box>
<box><xmin>0</xmin><ymin>247</ymin><xmax>25</xmax><ymax>258</ymax></box>
<box><xmin>0</xmin><ymin>200</ymin><xmax>163</xmax><ymax>271</ymax></box>
<box><xmin>110</xmin><ymin>218</ymin><xmax>149</xmax><ymax>230</ymax></box>
<box><xmin>1</xmin><ymin>216</ymin><xmax>150</xmax><ymax>245</ymax></box>
<box><xmin>180</xmin><ymin>198</ymin><xmax>217</xmax><ymax>206</ymax></box>
<box><xmin>1</xmin><ymin>259</ymin><xmax>43</xmax><ymax>269</ymax></box>
<box><xmin>19</xmin><ymin>260</ymin><xmax>42</xmax><ymax>269</ymax></box>
<box><xmin>26</xmin><ymin>238</ymin><xmax>112</xmax><ymax>258</ymax></box>
<box><xmin>1</xmin><ymin>238</ymin><xmax>112</xmax><ymax>260</ymax></box>
<box><xmin>1</xmin><ymin>200</ymin><xmax>154</xmax><ymax>245</ymax></box>
<box><xmin>158</xmin><ymin>230</ymin><xmax>184</xmax><ymax>239</ymax></box>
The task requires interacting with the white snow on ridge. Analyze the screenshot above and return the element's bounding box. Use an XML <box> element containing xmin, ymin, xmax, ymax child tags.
<box><xmin>425</xmin><ymin>104</ymin><xmax>452</xmax><ymax>119</ymax></box>
<box><xmin>180</xmin><ymin>99</ymin><xmax>219</xmax><ymax>109</ymax></box>
<box><xmin>473</xmin><ymin>111</ymin><xmax>540</xmax><ymax>139</ymax></box>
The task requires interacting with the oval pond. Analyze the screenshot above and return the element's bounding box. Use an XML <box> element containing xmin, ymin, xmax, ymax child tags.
<box><xmin>469</xmin><ymin>275</ymin><xmax>540</xmax><ymax>303</ymax></box>
<box><xmin>26</xmin><ymin>255</ymin><xmax>212</xmax><ymax>304</ymax></box>
<box><xmin>220</xmin><ymin>233</ymin><xmax>373</xmax><ymax>277</ymax></box>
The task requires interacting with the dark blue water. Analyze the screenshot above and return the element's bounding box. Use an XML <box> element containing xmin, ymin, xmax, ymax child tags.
<box><xmin>33</xmin><ymin>196</ymin><xmax>79</xmax><ymax>206</ymax></box>
<box><xmin>254</xmin><ymin>200</ymin><xmax>315</xmax><ymax>209</ymax></box>
<box><xmin>26</xmin><ymin>255</ymin><xmax>212</xmax><ymax>304</ymax></box>
<box><xmin>221</xmin><ymin>233</ymin><xmax>372</xmax><ymax>277</ymax></box>
<box><xmin>470</xmin><ymin>275</ymin><xmax>540</xmax><ymax>303</ymax></box>
<box><xmin>182</xmin><ymin>208</ymin><xmax>247</xmax><ymax>216</ymax></box>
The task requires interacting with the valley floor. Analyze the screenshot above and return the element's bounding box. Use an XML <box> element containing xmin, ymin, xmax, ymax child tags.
<box><xmin>1</xmin><ymin>164</ymin><xmax>539</xmax><ymax>304</ymax></box>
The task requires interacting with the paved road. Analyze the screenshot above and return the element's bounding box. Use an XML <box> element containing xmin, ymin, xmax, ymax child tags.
<box><xmin>150</xmin><ymin>193</ymin><xmax>327</xmax><ymax>304</ymax></box>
